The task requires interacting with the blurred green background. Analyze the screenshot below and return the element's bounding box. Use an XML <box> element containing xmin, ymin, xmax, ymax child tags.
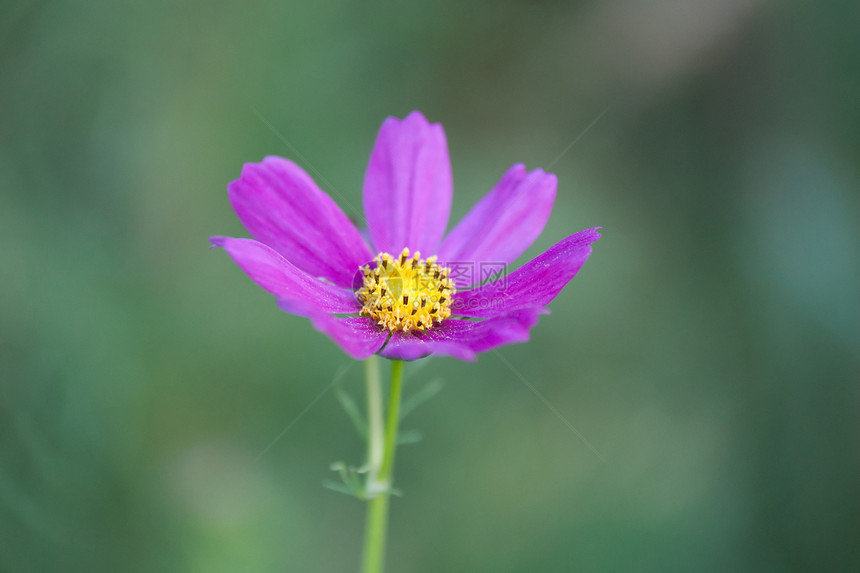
<box><xmin>3</xmin><ymin>1</ymin><xmax>859</xmax><ymax>571</ymax></box>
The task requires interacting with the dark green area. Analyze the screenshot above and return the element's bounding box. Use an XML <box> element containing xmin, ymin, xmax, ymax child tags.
<box><xmin>2</xmin><ymin>1</ymin><xmax>859</xmax><ymax>571</ymax></box>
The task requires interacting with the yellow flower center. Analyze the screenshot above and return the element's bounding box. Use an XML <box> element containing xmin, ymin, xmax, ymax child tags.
<box><xmin>357</xmin><ymin>248</ymin><xmax>456</xmax><ymax>332</ymax></box>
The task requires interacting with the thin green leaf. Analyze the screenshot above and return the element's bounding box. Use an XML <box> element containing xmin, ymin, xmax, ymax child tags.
<box><xmin>323</xmin><ymin>480</ymin><xmax>362</xmax><ymax>497</ymax></box>
<box><xmin>399</xmin><ymin>378</ymin><xmax>445</xmax><ymax>420</ymax></box>
<box><xmin>403</xmin><ymin>358</ymin><xmax>432</xmax><ymax>382</ymax></box>
<box><xmin>334</xmin><ymin>383</ymin><xmax>367</xmax><ymax>439</ymax></box>
<box><xmin>396</xmin><ymin>430</ymin><xmax>423</xmax><ymax>445</ymax></box>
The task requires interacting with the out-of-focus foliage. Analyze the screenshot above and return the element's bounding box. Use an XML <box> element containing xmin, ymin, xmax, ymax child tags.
<box><xmin>2</xmin><ymin>1</ymin><xmax>859</xmax><ymax>571</ymax></box>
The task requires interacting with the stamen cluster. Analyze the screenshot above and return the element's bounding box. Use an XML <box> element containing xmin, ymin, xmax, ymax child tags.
<box><xmin>357</xmin><ymin>248</ymin><xmax>456</xmax><ymax>332</ymax></box>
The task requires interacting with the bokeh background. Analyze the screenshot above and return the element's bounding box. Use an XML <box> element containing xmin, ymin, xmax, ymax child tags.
<box><xmin>2</xmin><ymin>1</ymin><xmax>859</xmax><ymax>571</ymax></box>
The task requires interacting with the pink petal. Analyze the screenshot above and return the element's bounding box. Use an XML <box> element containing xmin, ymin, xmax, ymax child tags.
<box><xmin>379</xmin><ymin>308</ymin><xmax>547</xmax><ymax>362</ymax></box>
<box><xmin>210</xmin><ymin>237</ymin><xmax>360</xmax><ymax>314</ymax></box>
<box><xmin>363</xmin><ymin>111</ymin><xmax>452</xmax><ymax>256</ymax></box>
<box><xmin>438</xmin><ymin>164</ymin><xmax>556</xmax><ymax>288</ymax></box>
<box><xmin>228</xmin><ymin>156</ymin><xmax>372</xmax><ymax>287</ymax></box>
<box><xmin>451</xmin><ymin>228</ymin><xmax>601</xmax><ymax>318</ymax></box>
<box><xmin>277</xmin><ymin>299</ymin><xmax>388</xmax><ymax>360</ymax></box>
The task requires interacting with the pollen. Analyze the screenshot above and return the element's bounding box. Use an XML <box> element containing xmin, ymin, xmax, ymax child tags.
<box><xmin>357</xmin><ymin>248</ymin><xmax>456</xmax><ymax>332</ymax></box>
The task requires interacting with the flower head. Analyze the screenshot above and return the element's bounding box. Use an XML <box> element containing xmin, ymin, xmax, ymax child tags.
<box><xmin>211</xmin><ymin>111</ymin><xmax>600</xmax><ymax>361</ymax></box>
<box><xmin>356</xmin><ymin>248</ymin><xmax>456</xmax><ymax>332</ymax></box>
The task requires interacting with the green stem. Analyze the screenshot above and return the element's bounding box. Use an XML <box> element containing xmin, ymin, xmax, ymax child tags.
<box><xmin>365</xmin><ymin>356</ymin><xmax>384</xmax><ymax>485</ymax></box>
<box><xmin>361</xmin><ymin>493</ymin><xmax>389</xmax><ymax>573</ymax></box>
<box><xmin>361</xmin><ymin>359</ymin><xmax>405</xmax><ymax>573</ymax></box>
<box><xmin>379</xmin><ymin>360</ymin><xmax>404</xmax><ymax>483</ymax></box>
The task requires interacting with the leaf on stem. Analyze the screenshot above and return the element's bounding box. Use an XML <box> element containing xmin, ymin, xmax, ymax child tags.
<box><xmin>399</xmin><ymin>378</ymin><xmax>445</xmax><ymax>421</ymax></box>
<box><xmin>396</xmin><ymin>429</ymin><xmax>423</xmax><ymax>445</ymax></box>
<box><xmin>334</xmin><ymin>383</ymin><xmax>368</xmax><ymax>439</ymax></box>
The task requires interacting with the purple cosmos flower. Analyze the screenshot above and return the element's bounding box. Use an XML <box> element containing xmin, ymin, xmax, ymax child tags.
<box><xmin>211</xmin><ymin>111</ymin><xmax>600</xmax><ymax>361</ymax></box>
